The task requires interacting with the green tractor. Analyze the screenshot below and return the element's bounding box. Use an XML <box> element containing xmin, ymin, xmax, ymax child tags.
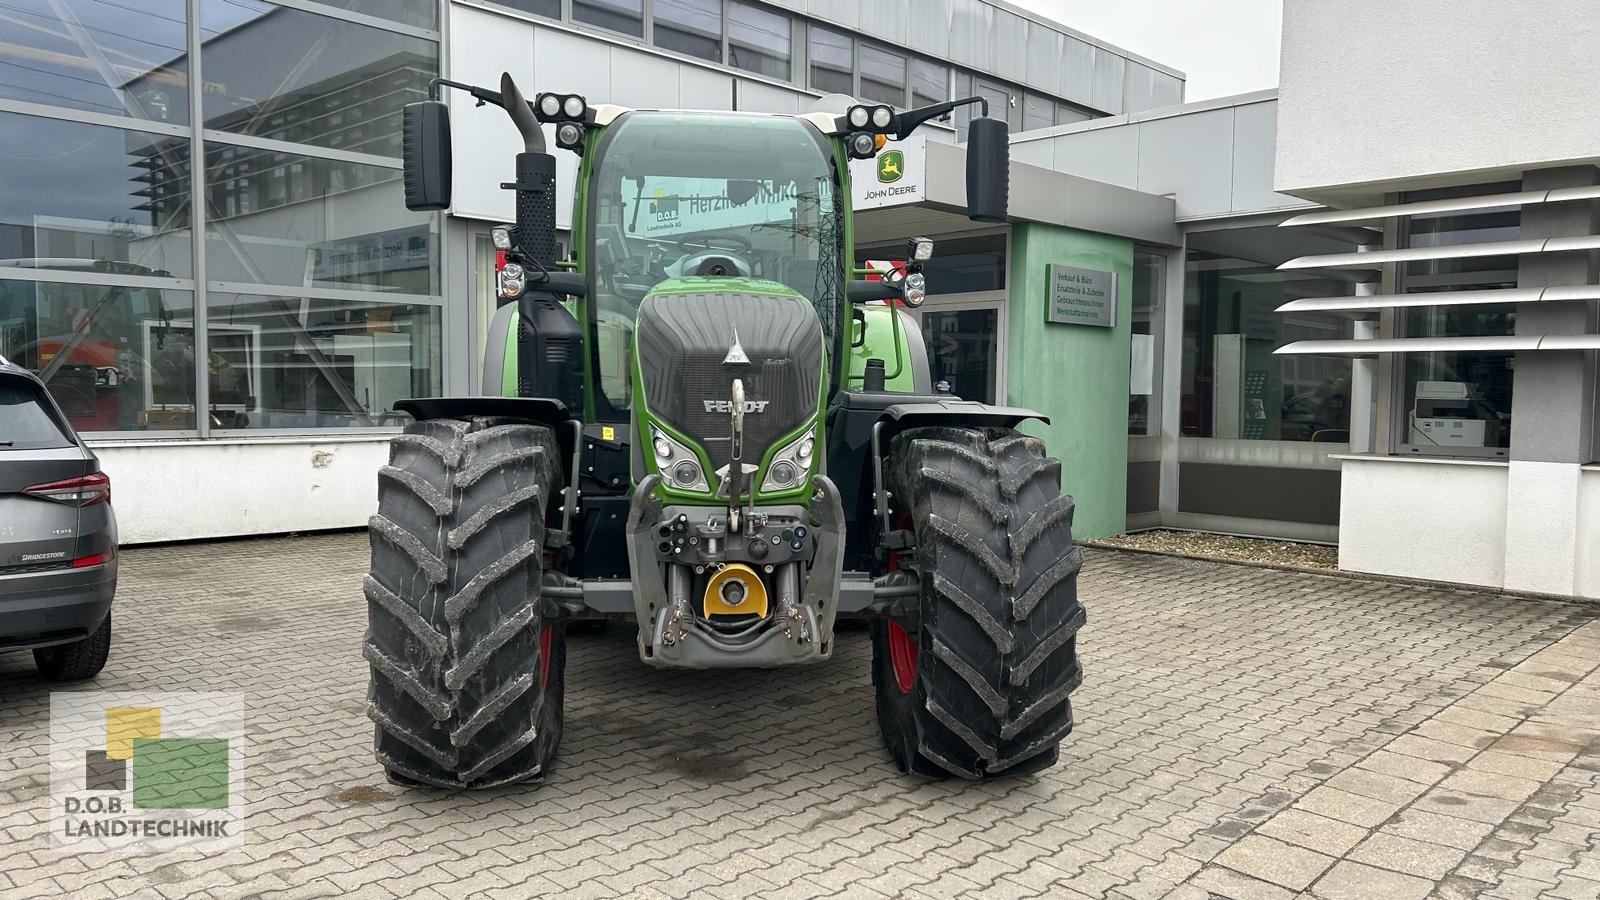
<box><xmin>365</xmin><ymin>72</ymin><xmax>1085</xmax><ymax>788</ymax></box>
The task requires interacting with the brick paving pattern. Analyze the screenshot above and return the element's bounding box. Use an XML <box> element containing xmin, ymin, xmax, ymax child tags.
<box><xmin>1</xmin><ymin>533</ymin><xmax>1597</xmax><ymax>899</ymax></box>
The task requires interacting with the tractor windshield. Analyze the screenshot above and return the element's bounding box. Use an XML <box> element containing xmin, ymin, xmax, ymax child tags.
<box><xmin>587</xmin><ymin>111</ymin><xmax>843</xmax><ymax>420</ymax></box>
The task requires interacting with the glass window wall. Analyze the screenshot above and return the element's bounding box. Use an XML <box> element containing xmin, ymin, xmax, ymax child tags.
<box><xmin>572</xmin><ymin>0</ymin><xmax>644</xmax><ymax>37</ymax></box>
<box><xmin>0</xmin><ymin>1</ymin><xmax>441</xmax><ymax>437</ymax></box>
<box><xmin>728</xmin><ymin>2</ymin><xmax>790</xmax><ymax>80</ymax></box>
<box><xmin>859</xmin><ymin>45</ymin><xmax>907</xmax><ymax>107</ymax></box>
<box><xmin>910</xmin><ymin>59</ymin><xmax>947</xmax><ymax>109</ymax></box>
<box><xmin>655</xmin><ymin>0</ymin><xmax>722</xmax><ymax>63</ymax></box>
<box><xmin>0</xmin><ymin>279</ymin><xmax>196</xmax><ymax>432</ymax></box>
<box><xmin>1182</xmin><ymin>228</ymin><xmax>1355</xmax><ymax>442</ymax></box>
<box><xmin>0</xmin><ymin>113</ymin><xmax>193</xmax><ymax>279</ymax></box>
<box><xmin>1129</xmin><ymin>249</ymin><xmax>1163</xmax><ymax>435</ymax></box>
<box><xmin>808</xmin><ymin>26</ymin><xmax>853</xmax><ymax>96</ymax></box>
<box><xmin>0</xmin><ymin>0</ymin><xmax>190</xmax><ymax>124</ymax></box>
<box><xmin>199</xmin><ymin>1</ymin><xmax>437</xmax><ymax>159</ymax></box>
<box><xmin>206</xmin><ymin>292</ymin><xmax>439</xmax><ymax>429</ymax></box>
<box><xmin>1394</xmin><ymin>185</ymin><xmax>1521</xmax><ymax>457</ymax></box>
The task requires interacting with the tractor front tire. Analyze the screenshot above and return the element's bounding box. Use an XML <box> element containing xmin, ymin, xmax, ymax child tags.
<box><xmin>873</xmin><ymin>426</ymin><xmax>1086</xmax><ymax>778</ymax></box>
<box><xmin>365</xmin><ymin>416</ymin><xmax>566</xmax><ymax>789</ymax></box>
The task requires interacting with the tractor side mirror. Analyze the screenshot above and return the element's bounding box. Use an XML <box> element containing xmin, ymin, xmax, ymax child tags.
<box><xmin>402</xmin><ymin>100</ymin><xmax>452</xmax><ymax>211</ymax></box>
<box><xmin>965</xmin><ymin>116</ymin><xmax>1009</xmax><ymax>223</ymax></box>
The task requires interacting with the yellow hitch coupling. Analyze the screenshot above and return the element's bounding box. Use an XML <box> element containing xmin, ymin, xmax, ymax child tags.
<box><xmin>703</xmin><ymin>563</ymin><xmax>768</xmax><ymax>617</ymax></box>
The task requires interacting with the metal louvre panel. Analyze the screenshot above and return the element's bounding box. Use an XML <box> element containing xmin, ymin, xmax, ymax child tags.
<box><xmin>1275</xmin><ymin>335</ymin><xmax>1600</xmax><ymax>356</ymax></box>
<box><xmin>635</xmin><ymin>291</ymin><xmax>822</xmax><ymax>470</ymax></box>
<box><xmin>1279</xmin><ymin>185</ymin><xmax>1600</xmax><ymax>227</ymax></box>
<box><xmin>1275</xmin><ymin>285</ymin><xmax>1600</xmax><ymax>314</ymax></box>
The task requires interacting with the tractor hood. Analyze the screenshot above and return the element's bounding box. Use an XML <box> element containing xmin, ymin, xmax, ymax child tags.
<box><xmin>633</xmin><ymin>279</ymin><xmax>825</xmax><ymax>496</ymax></box>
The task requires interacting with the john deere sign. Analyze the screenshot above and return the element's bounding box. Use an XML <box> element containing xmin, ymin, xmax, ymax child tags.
<box><xmin>1046</xmin><ymin>264</ymin><xmax>1117</xmax><ymax>328</ymax></box>
<box><xmin>850</xmin><ymin>134</ymin><xmax>926</xmax><ymax>210</ymax></box>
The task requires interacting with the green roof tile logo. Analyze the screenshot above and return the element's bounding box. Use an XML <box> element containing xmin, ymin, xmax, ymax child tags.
<box><xmin>876</xmin><ymin>149</ymin><xmax>905</xmax><ymax>184</ymax></box>
<box><xmin>51</xmin><ymin>692</ymin><xmax>244</xmax><ymax>852</ymax></box>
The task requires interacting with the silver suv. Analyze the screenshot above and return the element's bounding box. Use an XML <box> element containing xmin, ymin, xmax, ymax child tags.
<box><xmin>0</xmin><ymin>354</ymin><xmax>117</xmax><ymax>681</ymax></box>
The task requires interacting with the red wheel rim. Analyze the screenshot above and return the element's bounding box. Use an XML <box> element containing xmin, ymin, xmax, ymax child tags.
<box><xmin>538</xmin><ymin>624</ymin><xmax>553</xmax><ymax>689</ymax></box>
<box><xmin>886</xmin><ymin>620</ymin><xmax>918</xmax><ymax>693</ymax></box>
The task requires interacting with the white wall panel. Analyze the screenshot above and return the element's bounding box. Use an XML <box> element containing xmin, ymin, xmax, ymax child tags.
<box><xmin>1135</xmin><ymin>108</ymin><xmax>1234</xmax><ymax>219</ymax></box>
<box><xmin>1504</xmin><ymin>461</ymin><xmax>1584</xmax><ymax>595</ymax></box>
<box><xmin>610</xmin><ymin>49</ymin><xmax>682</xmax><ymax>109</ymax></box>
<box><xmin>1088</xmin><ymin>47</ymin><xmax>1125</xmax><ymax>115</ymax></box>
<box><xmin>735</xmin><ymin>79</ymin><xmax>803</xmax><ymax>114</ymax></box>
<box><xmin>1025</xmin><ymin>25</ymin><xmax>1066</xmax><ymax>98</ymax></box>
<box><xmin>1578</xmin><ymin>468</ymin><xmax>1600</xmax><ymax>599</ymax></box>
<box><xmin>858</xmin><ymin>0</ymin><xmax>909</xmax><ymax>47</ymax></box>
<box><xmin>1230</xmin><ymin>100</ymin><xmax>1301</xmax><ymax>213</ymax></box>
<box><xmin>447</xmin><ymin>6</ymin><xmax>539</xmax><ymax>223</ymax></box>
<box><xmin>95</xmin><ymin>438</ymin><xmax>389</xmax><ymax>543</ymax></box>
<box><xmin>532</xmin><ymin>28</ymin><xmax>613</xmax><ymax>102</ymax></box>
<box><xmin>1277</xmin><ymin>0</ymin><xmax>1600</xmax><ymax>199</ymax></box>
<box><xmin>991</xmin><ymin>11</ymin><xmax>1028</xmax><ymax>84</ymax></box>
<box><xmin>678</xmin><ymin>65</ymin><xmax>733</xmax><ymax>110</ymax></box>
<box><xmin>1049</xmin><ymin>127</ymin><xmax>1138</xmax><ymax>189</ymax></box>
<box><xmin>1057</xmin><ymin>36</ymin><xmax>1096</xmax><ymax>108</ymax></box>
<box><xmin>1337</xmin><ymin>458</ymin><xmax>1509</xmax><ymax>588</ymax></box>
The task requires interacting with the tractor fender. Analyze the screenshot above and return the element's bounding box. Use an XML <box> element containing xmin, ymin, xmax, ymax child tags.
<box><xmin>876</xmin><ymin>398</ymin><xmax>1048</xmax><ymax>443</ymax></box>
<box><xmin>394</xmin><ymin>396</ymin><xmax>572</xmax><ymax>431</ymax></box>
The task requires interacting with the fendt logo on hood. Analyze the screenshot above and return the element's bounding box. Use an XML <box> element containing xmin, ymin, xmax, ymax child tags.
<box><xmin>704</xmin><ymin>399</ymin><xmax>769</xmax><ymax>414</ymax></box>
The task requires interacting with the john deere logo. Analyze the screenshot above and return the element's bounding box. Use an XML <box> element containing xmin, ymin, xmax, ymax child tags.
<box><xmin>876</xmin><ymin>150</ymin><xmax>905</xmax><ymax>184</ymax></box>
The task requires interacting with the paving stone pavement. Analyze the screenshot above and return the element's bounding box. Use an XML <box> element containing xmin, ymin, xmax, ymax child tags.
<box><xmin>1</xmin><ymin>533</ymin><xmax>1598</xmax><ymax>900</ymax></box>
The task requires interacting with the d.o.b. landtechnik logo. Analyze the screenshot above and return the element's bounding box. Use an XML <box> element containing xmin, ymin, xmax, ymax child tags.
<box><xmin>50</xmin><ymin>692</ymin><xmax>245</xmax><ymax>852</ymax></box>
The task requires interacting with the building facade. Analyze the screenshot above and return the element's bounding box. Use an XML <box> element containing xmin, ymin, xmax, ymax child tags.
<box><xmin>0</xmin><ymin>0</ymin><xmax>1181</xmax><ymax>542</ymax></box>
<box><xmin>8</xmin><ymin>1</ymin><xmax>1596</xmax><ymax>600</ymax></box>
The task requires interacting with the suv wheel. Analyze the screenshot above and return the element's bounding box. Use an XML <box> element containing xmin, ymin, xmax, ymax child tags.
<box><xmin>35</xmin><ymin>613</ymin><xmax>112</xmax><ymax>682</ymax></box>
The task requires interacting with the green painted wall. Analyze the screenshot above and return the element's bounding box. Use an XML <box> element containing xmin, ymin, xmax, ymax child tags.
<box><xmin>1006</xmin><ymin>223</ymin><xmax>1133</xmax><ymax>540</ymax></box>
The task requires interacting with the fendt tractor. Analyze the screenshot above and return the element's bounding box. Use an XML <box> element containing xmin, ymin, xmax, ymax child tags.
<box><xmin>363</xmin><ymin>71</ymin><xmax>1086</xmax><ymax>788</ymax></box>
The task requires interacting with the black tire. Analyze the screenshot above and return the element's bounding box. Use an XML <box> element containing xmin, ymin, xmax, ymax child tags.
<box><xmin>873</xmin><ymin>426</ymin><xmax>1086</xmax><ymax>778</ymax></box>
<box><xmin>365</xmin><ymin>416</ymin><xmax>566</xmax><ymax>789</ymax></box>
<box><xmin>34</xmin><ymin>612</ymin><xmax>111</xmax><ymax>682</ymax></box>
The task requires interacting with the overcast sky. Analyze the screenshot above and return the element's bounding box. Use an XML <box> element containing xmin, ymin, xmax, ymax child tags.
<box><xmin>1009</xmin><ymin>0</ymin><xmax>1282</xmax><ymax>102</ymax></box>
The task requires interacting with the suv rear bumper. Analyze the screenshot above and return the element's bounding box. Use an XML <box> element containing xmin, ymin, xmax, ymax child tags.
<box><xmin>0</xmin><ymin>562</ymin><xmax>115</xmax><ymax>651</ymax></box>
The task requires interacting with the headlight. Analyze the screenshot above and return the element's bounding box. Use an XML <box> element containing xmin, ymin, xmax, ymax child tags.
<box><xmin>761</xmin><ymin>425</ymin><xmax>818</xmax><ymax>493</ymax></box>
<box><xmin>652</xmin><ymin>428</ymin><xmax>709</xmax><ymax>492</ymax></box>
<box><xmin>497</xmin><ymin>261</ymin><xmax>525</xmax><ymax>299</ymax></box>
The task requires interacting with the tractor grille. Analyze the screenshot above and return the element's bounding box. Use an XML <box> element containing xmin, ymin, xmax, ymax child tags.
<box><xmin>635</xmin><ymin>289</ymin><xmax>822</xmax><ymax>472</ymax></box>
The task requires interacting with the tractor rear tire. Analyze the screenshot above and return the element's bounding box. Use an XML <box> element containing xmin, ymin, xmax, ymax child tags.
<box><xmin>364</xmin><ymin>416</ymin><xmax>566</xmax><ymax>789</ymax></box>
<box><xmin>873</xmin><ymin>426</ymin><xmax>1086</xmax><ymax>778</ymax></box>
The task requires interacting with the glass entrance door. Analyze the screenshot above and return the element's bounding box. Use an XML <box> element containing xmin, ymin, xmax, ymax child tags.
<box><xmin>918</xmin><ymin>307</ymin><xmax>1001</xmax><ymax>403</ymax></box>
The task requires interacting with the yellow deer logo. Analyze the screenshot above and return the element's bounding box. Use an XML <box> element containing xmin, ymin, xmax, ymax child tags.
<box><xmin>876</xmin><ymin>150</ymin><xmax>905</xmax><ymax>184</ymax></box>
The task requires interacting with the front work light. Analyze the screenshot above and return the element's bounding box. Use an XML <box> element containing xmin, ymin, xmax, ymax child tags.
<box><xmin>848</xmin><ymin>106</ymin><xmax>871</xmax><ymax>129</ymax></box>
<box><xmin>909</xmin><ymin>236</ymin><xmax>934</xmax><ymax>261</ymax></box>
<box><xmin>902</xmin><ymin>271</ymin><xmax>927</xmax><ymax>307</ymax></box>
<box><xmin>847</xmin><ymin>131</ymin><xmax>878</xmax><ymax>159</ymax></box>
<box><xmin>562</xmin><ymin>95</ymin><xmax>586</xmax><ymax>119</ymax></box>
<box><xmin>491</xmin><ymin>224</ymin><xmax>513</xmax><ymax>250</ymax></box>
<box><xmin>556</xmin><ymin>122</ymin><xmax>584</xmax><ymax>150</ymax></box>
<box><xmin>538</xmin><ymin>93</ymin><xmax>561</xmax><ymax>118</ymax></box>
<box><xmin>871</xmin><ymin>105</ymin><xmax>893</xmax><ymax>129</ymax></box>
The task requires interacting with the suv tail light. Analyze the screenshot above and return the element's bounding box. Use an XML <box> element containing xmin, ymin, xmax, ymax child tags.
<box><xmin>23</xmin><ymin>471</ymin><xmax>110</xmax><ymax>506</ymax></box>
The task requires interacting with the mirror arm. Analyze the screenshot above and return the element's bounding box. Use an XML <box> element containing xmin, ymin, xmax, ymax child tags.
<box><xmin>426</xmin><ymin>75</ymin><xmax>543</xmax><ymax>153</ymax></box>
<box><xmin>893</xmin><ymin>96</ymin><xmax>988</xmax><ymax>140</ymax></box>
<box><xmin>428</xmin><ymin>77</ymin><xmax>504</xmax><ymax>109</ymax></box>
